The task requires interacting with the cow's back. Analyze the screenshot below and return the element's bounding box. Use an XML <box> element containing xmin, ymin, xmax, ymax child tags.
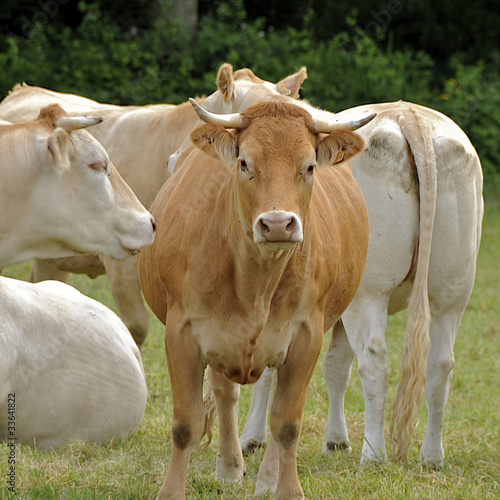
<box><xmin>333</xmin><ymin>101</ymin><xmax>482</xmax><ymax>311</ymax></box>
<box><xmin>0</xmin><ymin>277</ymin><xmax>147</xmax><ymax>448</ymax></box>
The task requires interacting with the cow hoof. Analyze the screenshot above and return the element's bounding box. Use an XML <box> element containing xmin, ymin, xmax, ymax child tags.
<box><xmin>241</xmin><ymin>439</ymin><xmax>265</xmax><ymax>455</ymax></box>
<box><xmin>323</xmin><ymin>441</ymin><xmax>352</xmax><ymax>454</ymax></box>
<box><xmin>215</xmin><ymin>459</ymin><xmax>245</xmax><ymax>484</ymax></box>
<box><xmin>359</xmin><ymin>455</ymin><xmax>385</xmax><ymax>471</ymax></box>
<box><xmin>418</xmin><ymin>461</ymin><xmax>443</xmax><ymax>472</ymax></box>
<box><xmin>254</xmin><ymin>484</ymin><xmax>276</xmax><ymax>498</ymax></box>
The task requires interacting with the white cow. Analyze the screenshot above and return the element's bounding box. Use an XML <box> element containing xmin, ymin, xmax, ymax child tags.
<box><xmin>0</xmin><ymin>276</ymin><xmax>147</xmax><ymax>448</ymax></box>
<box><xmin>239</xmin><ymin>100</ymin><xmax>483</xmax><ymax>468</ymax></box>
<box><xmin>0</xmin><ymin>103</ymin><xmax>156</xmax><ymax>268</ymax></box>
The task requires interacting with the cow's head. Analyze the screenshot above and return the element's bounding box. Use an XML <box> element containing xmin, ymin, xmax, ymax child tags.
<box><xmin>190</xmin><ymin>99</ymin><xmax>374</xmax><ymax>257</ymax></box>
<box><xmin>202</xmin><ymin>63</ymin><xmax>307</xmax><ymax>115</ymax></box>
<box><xmin>31</xmin><ymin>104</ymin><xmax>156</xmax><ymax>261</ymax></box>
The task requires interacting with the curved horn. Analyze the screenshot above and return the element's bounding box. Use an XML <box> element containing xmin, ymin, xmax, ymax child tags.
<box><xmin>56</xmin><ymin>115</ymin><xmax>103</xmax><ymax>132</ymax></box>
<box><xmin>313</xmin><ymin>112</ymin><xmax>377</xmax><ymax>133</ymax></box>
<box><xmin>189</xmin><ymin>98</ymin><xmax>245</xmax><ymax>129</ymax></box>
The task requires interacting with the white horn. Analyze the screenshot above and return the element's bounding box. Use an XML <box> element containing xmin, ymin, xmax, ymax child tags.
<box><xmin>189</xmin><ymin>98</ymin><xmax>245</xmax><ymax>129</ymax></box>
<box><xmin>57</xmin><ymin>115</ymin><xmax>103</xmax><ymax>132</ymax></box>
<box><xmin>313</xmin><ymin>112</ymin><xmax>377</xmax><ymax>133</ymax></box>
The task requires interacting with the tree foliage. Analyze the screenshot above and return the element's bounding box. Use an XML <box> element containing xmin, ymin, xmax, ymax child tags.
<box><xmin>0</xmin><ymin>0</ymin><xmax>499</xmax><ymax>188</ymax></box>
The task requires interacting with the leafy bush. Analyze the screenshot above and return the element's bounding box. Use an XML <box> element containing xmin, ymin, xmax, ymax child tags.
<box><xmin>431</xmin><ymin>57</ymin><xmax>500</xmax><ymax>191</ymax></box>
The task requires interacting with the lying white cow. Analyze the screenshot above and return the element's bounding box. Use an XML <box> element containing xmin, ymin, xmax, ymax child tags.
<box><xmin>0</xmin><ymin>103</ymin><xmax>156</xmax><ymax>268</ymax></box>
<box><xmin>0</xmin><ymin>276</ymin><xmax>147</xmax><ymax>448</ymax></box>
<box><xmin>238</xmin><ymin>100</ymin><xmax>483</xmax><ymax>468</ymax></box>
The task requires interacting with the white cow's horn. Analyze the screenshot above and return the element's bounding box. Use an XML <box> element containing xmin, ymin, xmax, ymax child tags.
<box><xmin>57</xmin><ymin>115</ymin><xmax>103</xmax><ymax>132</ymax></box>
<box><xmin>189</xmin><ymin>98</ymin><xmax>245</xmax><ymax>129</ymax></box>
<box><xmin>313</xmin><ymin>112</ymin><xmax>377</xmax><ymax>133</ymax></box>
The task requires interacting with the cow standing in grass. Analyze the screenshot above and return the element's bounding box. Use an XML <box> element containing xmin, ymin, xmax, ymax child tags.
<box><xmin>138</xmin><ymin>100</ymin><xmax>373</xmax><ymax>499</ymax></box>
<box><xmin>240</xmin><ymin>100</ymin><xmax>484</xmax><ymax>468</ymax></box>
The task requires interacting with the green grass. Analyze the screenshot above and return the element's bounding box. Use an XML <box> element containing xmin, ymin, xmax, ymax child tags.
<box><xmin>1</xmin><ymin>195</ymin><xmax>499</xmax><ymax>499</ymax></box>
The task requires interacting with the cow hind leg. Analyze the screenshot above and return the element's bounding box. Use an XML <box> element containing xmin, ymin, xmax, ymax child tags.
<box><xmin>419</xmin><ymin>307</ymin><xmax>462</xmax><ymax>469</ymax></box>
<box><xmin>240</xmin><ymin>366</ymin><xmax>274</xmax><ymax>454</ymax></box>
<box><xmin>322</xmin><ymin>321</ymin><xmax>355</xmax><ymax>453</ymax></box>
<box><xmin>207</xmin><ymin>367</ymin><xmax>245</xmax><ymax>483</ymax></box>
<box><xmin>342</xmin><ymin>301</ymin><xmax>390</xmax><ymax>465</ymax></box>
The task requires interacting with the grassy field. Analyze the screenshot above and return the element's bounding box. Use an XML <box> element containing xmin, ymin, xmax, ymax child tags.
<box><xmin>1</xmin><ymin>196</ymin><xmax>499</xmax><ymax>499</ymax></box>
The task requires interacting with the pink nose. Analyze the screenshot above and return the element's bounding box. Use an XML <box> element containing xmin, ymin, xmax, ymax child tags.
<box><xmin>256</xmin><ymin>212</ymin><xmax>299</xmax><ymax>242</ymax></box>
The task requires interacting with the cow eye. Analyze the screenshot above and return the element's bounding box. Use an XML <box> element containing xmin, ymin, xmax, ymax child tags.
<box><xmin>239</xmin><ymin>159</ymin><xmax>248</xmax><ymax>172</ymax></box>
<box><xmin>301</xmin><ymin>164</ymin><xmax>316</xmax><ymax>176</ymax></box>
<box><xmin>89</xmin><ymin>160</ymin><xmax>108</xmax><ymax>173</ymax></box>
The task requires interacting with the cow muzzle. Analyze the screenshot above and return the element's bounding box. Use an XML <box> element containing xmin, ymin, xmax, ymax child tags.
<box><xmin>253</xmin><ymin>210</ymin><xmax>303</xmax><ymax>248</ymax></box>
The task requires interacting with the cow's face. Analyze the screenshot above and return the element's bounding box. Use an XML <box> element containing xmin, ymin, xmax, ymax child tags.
<box><xmin>32</xmin><ymin>105</ymin><xmax>156</xmax><ymax>260</ymax></box>
<box><xmin>191</xmin><ymin>101</ymin><xmax>371</xmax><ymax>257</ymax></box>
<box><xmin>234</xmin><ymin>113</ymin><xmax>317</xmax><ymax>250</ymax></box>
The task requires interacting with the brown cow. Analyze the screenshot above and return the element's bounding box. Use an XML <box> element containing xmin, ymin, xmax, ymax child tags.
<box><xmin>138</xmin><ymin>100</ymin><xmax>374</xmax><ymax>499</ymax></box>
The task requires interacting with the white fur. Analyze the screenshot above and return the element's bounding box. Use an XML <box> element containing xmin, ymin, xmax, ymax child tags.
<box><xmin>0</xmin><ymin>277</ymin><xmax>147</xmax><ymax>448</ymax></box>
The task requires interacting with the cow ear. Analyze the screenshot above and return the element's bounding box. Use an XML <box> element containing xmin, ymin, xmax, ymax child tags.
<box><xmin>216</xmin><ymin>63</ymin><xmax>235</xmax><ymax>103</ymax></box>
<box><xmin>317</xmin><ymin>130</ymin><xmax>365</xmax><ymax>167</ymax></box>
<box><xmin>276</xmin><ymin>67</ymin><xmax>307</xmax><ymax>99</ymax></box>
<box><xmin>44</xmin><ymin>128</ymin><xmax>73</xmax><ymax>171</ymax></box>
<box><xmin>191</xmin><ymin>123</ymin><xmax>238</xmax><ymax>165</ymax></box>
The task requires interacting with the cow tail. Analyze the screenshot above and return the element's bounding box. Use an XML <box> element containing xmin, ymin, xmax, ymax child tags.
<box><xmin>197</xmin><ymin>378</ymin><xmax>217</xmax><ymax>453</ymax></box>
<box><xmin>390</xmin><ymin>103</ymin><xmax>437</xmax><ymax>461</ymax></box>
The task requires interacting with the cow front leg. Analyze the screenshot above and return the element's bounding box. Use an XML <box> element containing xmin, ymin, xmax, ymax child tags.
<box><xmin>240</xmin><ymin>366</ymin><xmax>275</xmax><ymax>453</ymax></box>
<box><xmin>30</xmin><ymin>258</ymin><xmax>70</xmax><ymax>283</ymax></box>
<box><xmin>322</xmin><ymin>321</ymin><xmax>355</xmax><ymax>453</ymax></box>
<box><xmin>207</xmin><ymin>366</ymin><xmax>245</xmax><ymax>482</ymax></box>
<box><xmin>255</xmin><ymin>316</ymin><xmax>323</xmax><ymax>500</ymax></box>
<box><xmin>157</xmin><ymin>314</ymin><xmax>205</xmax><ymax>500</ymax></box>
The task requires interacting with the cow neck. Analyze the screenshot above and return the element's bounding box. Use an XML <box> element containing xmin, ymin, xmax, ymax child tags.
<box><xmin>227</xmin><ymin>182</ymin><xmax>297</xmax><ymax>313</ymax></box>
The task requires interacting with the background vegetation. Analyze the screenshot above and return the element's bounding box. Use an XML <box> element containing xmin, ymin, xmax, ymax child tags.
<box><xmin>1</xmin><ymin>0</ymin><xmax>500</xmax><ymax>191</ymax></box>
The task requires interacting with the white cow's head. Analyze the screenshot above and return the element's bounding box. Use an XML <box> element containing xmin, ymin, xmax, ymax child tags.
<box><xmin>0</xmin><ymin>104</ymin><xmax>156</xmax><ymax>267</ymax></box>
<box><xmin>202</xmin><ymin>63</ymin><xmax>307</xmax><ymax>115</ymax></box>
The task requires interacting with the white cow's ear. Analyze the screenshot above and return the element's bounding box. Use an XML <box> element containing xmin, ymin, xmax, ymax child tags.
<box><xmin>276</xmin><ymin>67</ymin><xmax>307</xmax><ymax>99</ymax></box>
<box><xmin>191</xmin><ymin>123</ymin><xmax>238</xmax><ymax>165</ymax></box>
<box><xmin>216</xmin><ymin>63</ymin><xmax>235</xmax><ymax>103</ymax></box>
<box><xmin>44</xmin><ymin>128</ymin><xmax>73</xmax><ymax>172</ymax></box>
<box><xmin>317</xmin><ymin>130</ymin><xmax>365</xmax><ymax>167</ymax></box>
